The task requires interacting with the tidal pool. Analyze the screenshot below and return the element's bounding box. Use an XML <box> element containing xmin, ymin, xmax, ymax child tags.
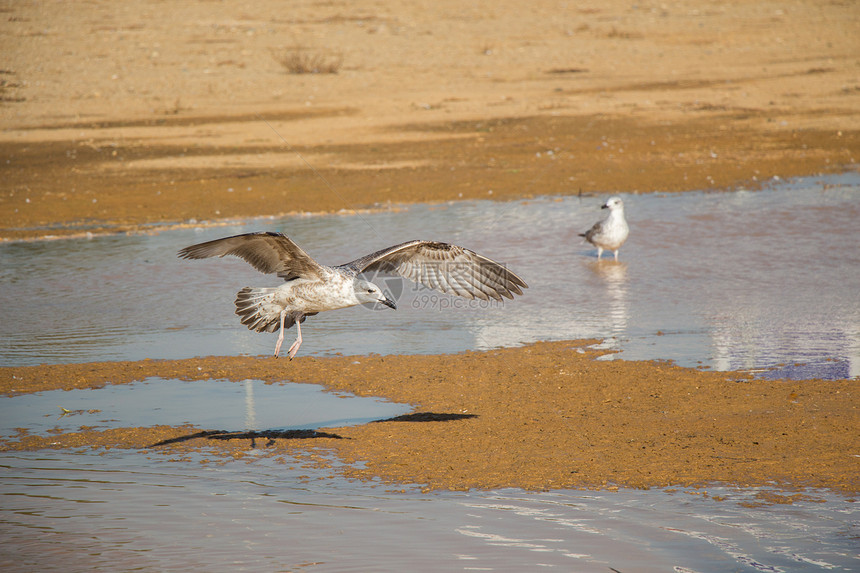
<box><xmin>0</xmin><ymin>377</ymin><xmax>412</xmax><ymax>439</ymax></box>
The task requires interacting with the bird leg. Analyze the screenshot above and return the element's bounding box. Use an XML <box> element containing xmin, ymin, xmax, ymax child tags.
<box><xmin>273</xmin><ymin>310</ymin><xmax>287</xmax><ymax>358</ymax></box>
<box><xmin>613</xmin><ymin>250</ymin><xmax>620</xmax><ymax>262</ymax></box>
<box><xmin>287</xmin><ymin>319</ymin><xmax>303</xmax><ymax>360</ymax></box>
<box><xmin>597</xmin><ymin>247</ymin><xmax>604</xmax><ymax>260</ymax></box>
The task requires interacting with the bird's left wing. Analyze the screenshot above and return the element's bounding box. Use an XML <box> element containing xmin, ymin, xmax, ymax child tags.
<box><xmin>178</xmin><ymin>232</ymin><xmax>326</xmax><ymax>281</ymax></box>
<box><xmin>339</xmin><ymin>240</ymin><xmax>527</xmax><ymax>301</ymax></box>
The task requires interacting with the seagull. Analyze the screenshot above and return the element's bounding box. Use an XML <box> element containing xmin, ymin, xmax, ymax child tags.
<box><xmin>579</xmin><ymin>196</ymin><xmax>629</xmax><ymax>261</ymax></box>
<box><xmin>178</xmin><ymin>232</ymin><xmax>528</xmax><ymax>359</ymax></box>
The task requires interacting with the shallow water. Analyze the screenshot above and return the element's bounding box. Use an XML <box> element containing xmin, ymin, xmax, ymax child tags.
<box><xmin>1</xmin><ymin>451</ymin><xmax>857</xmax><ymax>572</ymax></box>
<box><xmin>1</xmin><ymin>172</ymin><xmax>858</xmax><ymax>378</ymax></box>
<box><xmin>0</xmin><ymin>378</ymin><xmax>412</xmax><ymax>438</ymax></box>
<box><xmin>2</xmin><ymin>174</ymin><xmax>859</xmax><ymax>571</ymax></box>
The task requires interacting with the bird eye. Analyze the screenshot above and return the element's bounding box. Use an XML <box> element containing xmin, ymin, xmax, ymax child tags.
<box><xmin>367</xmin><ymin>288</ymin><xmax>374</xmax><ymax>293</ymax></box>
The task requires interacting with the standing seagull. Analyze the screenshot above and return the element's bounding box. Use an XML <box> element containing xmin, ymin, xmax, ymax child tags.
<box><xmin>579</xmin><ymin>196</ymin><xmax>629</xmax><ymax>261</ymax></box>
<box><xmin>178</xmin><ymin>232</ymin><xmax>527</xmax><ymax>359</ymax></box>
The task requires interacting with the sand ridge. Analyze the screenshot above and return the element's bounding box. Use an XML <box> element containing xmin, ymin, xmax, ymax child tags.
<box><xmin>2</xmin><ymin>343</ymin><xmax>857</xmax><ymax>494</ymax></box>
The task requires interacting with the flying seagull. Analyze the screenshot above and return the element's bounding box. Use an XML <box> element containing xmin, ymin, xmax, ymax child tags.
<box><xmin>178</xmin><ymin>232</ymin><xmax>528</xmax><ymax>359</ymax></box>
<box><xmin>579</xmin><ymin>196</ymin><xmax>629</xmax><ymax>261</ymax></box>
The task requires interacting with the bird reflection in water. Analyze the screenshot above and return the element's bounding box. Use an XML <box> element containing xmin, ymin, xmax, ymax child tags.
<box><xmin>586</xmin><ymin>260</ymin><xmax>629</xmax><ymax>341</ymax></box>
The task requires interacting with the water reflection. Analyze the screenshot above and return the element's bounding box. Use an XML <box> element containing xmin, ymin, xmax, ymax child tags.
<box><xmin>0</xmin><ymin>378</ymin><xmax>412</xmax><ymax>437</ymax></box>
<box><xmin>244</xmin><ymin>379</ymin><xmax>257</xmax><ymax>431</ymax></box>
<box><xmin>586</xmin><ymin>260</ymin><xmax>629</xmax><ymax>339</ymax></box>
<box><xmin>0</xmin><ymin>172</ymin><xmax>858</xmax><ymax>378</ymax></box>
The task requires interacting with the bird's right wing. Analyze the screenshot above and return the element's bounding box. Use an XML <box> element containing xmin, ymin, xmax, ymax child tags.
<box><xmin>178</xmin><ymin>232</ymin><xmax>326</xmax><ymax>280</ymax></box>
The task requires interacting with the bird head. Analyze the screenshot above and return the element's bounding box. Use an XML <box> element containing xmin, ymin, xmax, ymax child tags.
<box><xmin>602</xmin><ymin>196</ymin><xmax>624</xmax><ymax>211</ymax></box>
<box><xmin>355</xmin><ymin>279</ymin><xmax>396</xmax><ymax>309</ymax></box>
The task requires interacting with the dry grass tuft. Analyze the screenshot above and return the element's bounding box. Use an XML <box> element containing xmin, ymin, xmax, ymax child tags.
<box><xmin>275</xmin><ymin>48</ymin><xmax>342</xmax><ymax>74</ymax></box>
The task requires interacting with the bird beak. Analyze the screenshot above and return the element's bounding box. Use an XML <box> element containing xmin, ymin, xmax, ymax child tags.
<box><xmin>381</xmin><ymin>297</ymin><xmax>396</xmax><ymax>310</ymax></box>
<box><xmin>601</xmin><ymin>203</ymin><xmax>609</xmax><ymax>209</ymax></box>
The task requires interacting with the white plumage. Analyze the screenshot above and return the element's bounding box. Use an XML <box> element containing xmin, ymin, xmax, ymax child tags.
<box><xmin>580</xmin><ymin>196</ymin><xmax>629</xmax><ymax>261</ymax></box>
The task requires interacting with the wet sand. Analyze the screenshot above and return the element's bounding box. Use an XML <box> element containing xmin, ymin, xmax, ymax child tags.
<box><xmin>2</xmin><ymin>342</ymin><xmax>858</xmax><ymax>494</ymax></box>
<box><xmin>1</xmin><ymin>1</ymin><xmax>858</xmax><ymax>494</ymax></box>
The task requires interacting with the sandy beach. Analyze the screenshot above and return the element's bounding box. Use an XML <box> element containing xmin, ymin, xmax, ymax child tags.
<box><xmin>1</xmin><ymin>0</ymin><xmax>858</xmax><ymax>494</ymax></box>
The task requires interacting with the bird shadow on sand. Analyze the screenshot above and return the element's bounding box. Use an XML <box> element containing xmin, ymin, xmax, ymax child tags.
<box><xmin>372</xmin><ymin>412</ymin><xmax>478</xmax><ymax>423</ymax></box>
<box><xmin>147</xmin><ymin>413</ymin><xmax>476</xmax><ymax>448</ymax></box>
<box><xmin>148</xmin><ymin>428</ymin><xmax>346</xmax><ymax>448</ymax></box>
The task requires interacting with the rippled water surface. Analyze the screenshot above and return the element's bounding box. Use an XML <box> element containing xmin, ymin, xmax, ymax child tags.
<box><xmin>2</xmin><ymin>451</ymin><xmax>857</xmax><ymax>573</ymax></box>
<box><xmin>2</xmin><ymin>174</ymin><xmax>859</xmax><ymax>571</ymax></box>
<box><xmin>2</xmin><ymin>173</ymin><xmax>858</xmax><ymax>378</ymax></box>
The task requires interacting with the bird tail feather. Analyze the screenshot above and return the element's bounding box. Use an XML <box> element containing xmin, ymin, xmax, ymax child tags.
<box><xmin>235</xmin><ymin>287</ymin><xmax>287</xmax><ymax>333</ymax></box>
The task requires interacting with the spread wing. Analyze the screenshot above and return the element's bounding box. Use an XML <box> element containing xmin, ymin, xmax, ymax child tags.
<box><xmin>177</xmin><ymin>231</ymin><xmax>325</xmax><ymax>281</ymax></box>
<box><xmin>338</xmin><ymin>240</ymin><xmax>528</xmax><ymax>301</ymax></box>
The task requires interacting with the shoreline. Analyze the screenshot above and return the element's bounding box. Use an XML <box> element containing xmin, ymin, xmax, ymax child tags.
<box><xmin>3</xmin><ymin>166</ymin><xmax>859</xmax><ymax>244</ymax></box>
<box><xmin>2</xmin><ymin>113</ymin><xmax>857</xmax><ymax>241</ymax></box>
